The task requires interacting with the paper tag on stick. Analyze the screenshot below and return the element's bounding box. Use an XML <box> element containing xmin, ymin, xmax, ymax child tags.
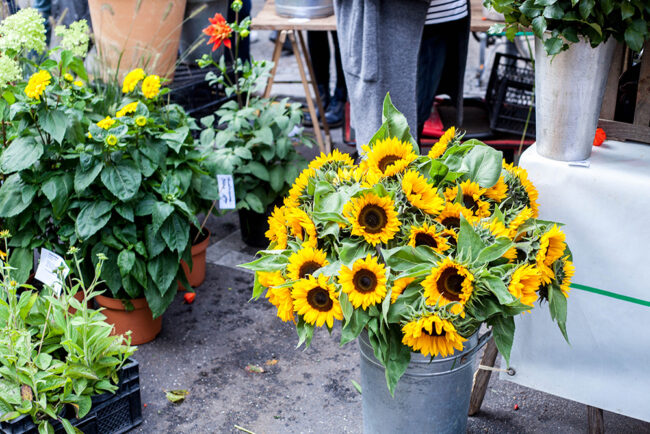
<box><xmin>217</xmin><ymin>174</ymin><xmax>236</xmax><ymax>210</ymax></box>
<box><xmin>34</xmin><ymin>248</ymin><xmax>69</xmax><ymax>296</ymax></box>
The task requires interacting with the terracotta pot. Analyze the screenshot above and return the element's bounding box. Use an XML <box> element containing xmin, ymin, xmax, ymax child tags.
<box><xmin>88</xmin><ymin>0</ymin><xmax>187</xmax><ymax>80</ymax></box>
<box><xmin>95</xmin><ymin>295</ymin><xmax>162</xmax><ymax>344</ymax></box>
<box><xmin>179</xmin><ymin>228</ymin><xmax>210</xmax><ymax>290</ymax></box>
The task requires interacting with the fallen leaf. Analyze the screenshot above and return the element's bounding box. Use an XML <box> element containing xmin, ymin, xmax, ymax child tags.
<box><xmin>245</xmin><ymin>364</ymin><xmax>265</xmax><ymax>373</ymax></box>
<box><xmin>265</xmin><ymin>359</ymin><xmax>278</xmax><ymax>366</ymax></box>
<box><xmin>166</xmin><ymin>389</ymin><xmax>189</xmax><ymax>403</ymax></box>
<box><xmin>350</xmin><ymin>379</ymin><xmax>362</xmax><ymax>395</ymax></box>
<box><xmin>20</xmin><ymin>385</ymin><xmax>33</xmax><ymax>401</ymax></box>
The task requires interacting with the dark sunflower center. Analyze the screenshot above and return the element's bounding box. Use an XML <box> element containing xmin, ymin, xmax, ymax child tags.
<box><xmin>441</xmin><ymin>216</ymin><xmax>460</xmax><ymax>229</ymax></box>
<box><xmin>414</xmin><ymin>233</ymin><xmax>438</xmax><ymax>248</ymax></box>
<box><xmin>462</xmin><ymin>194</ymin><xmax>478</xmax><ymax>212</ymax></box>
<box><xmin>516</xmin><ymin>248</ymin><xmax>527</xmax><ymax>262</ymax></box>
<box><xmin>378</xmin><ymin>155</ymin><xmax>401</xmax><ymax>172</ymax></box>
<box><xmin>298</xmin><ymin>261</ymin><xmax>321</xmax><ymax>278</ymax></box>
<box><xmin>359</xmin><ymin>205</ymin><xmax>387</xmax><ymax>234</ymax></box>
<box><xmin>353</xmin><ymin>269</ymin><xmax>378</xmax><ymax>294</ymax></box>
<box><xmin>436</xmin><ymin>268</ymin><xmax>464</xmax><ymax>301</ymax></box>
<box><xmin>307</xmin><ymin>287</ymin><xmax>333</xmax><ymax>312</ymax></box>
<box><xmin>424</xmin><ymin>326</ymin><xmax>446</xmax><ymax>337</ymax></box>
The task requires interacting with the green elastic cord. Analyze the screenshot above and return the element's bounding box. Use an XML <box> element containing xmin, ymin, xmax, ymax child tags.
<box><xmin>571</xmin><ymin>283</ymin><xmax>650</xmax><ymax>308</ymax></box>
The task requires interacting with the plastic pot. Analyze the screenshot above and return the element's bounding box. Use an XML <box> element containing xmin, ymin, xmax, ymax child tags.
<box><xmin>179</xmin><ymin>228</ymin><xmax>211</xmax><ymax>290</ymax></box>
<box><xmin>95</xmin><ymin>295</ymin><xmax>162</xmax><ymax>344</ymax></box>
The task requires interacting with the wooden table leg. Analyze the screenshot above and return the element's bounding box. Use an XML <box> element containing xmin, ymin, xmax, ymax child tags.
<box><xmin>587</xmin><ymin>406</ymin><xmax>604</xmax><ymax>434</ymax></box>
<box><xmin>287</xmin><ymin>31</ymin><xmax>326</xmax><ymax>153</ymax></box>
<box><xmin>297</xmin><ymin>30</ymin><xmax>332</xmax><ymax>153</ymax></box>
<box><xmin>468</xmin><ymin>337</ymin><xmax>498</xmax><ymax>416</ymax></box>
<box><xmin>263</xmin><ymin>30</ymin><xmax>287</xmax><ymax>98</ymax></box>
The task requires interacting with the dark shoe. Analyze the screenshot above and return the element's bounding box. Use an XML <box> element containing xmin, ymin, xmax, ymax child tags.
<box><xmin>324</xmin><ymin>89</ymin><xmax>346</xmax><ymax>128</ymax></box>
<box><xmin>303</xmin><ymin>85</ymin><xmax>330</xmax><ymax>127</ymax></box>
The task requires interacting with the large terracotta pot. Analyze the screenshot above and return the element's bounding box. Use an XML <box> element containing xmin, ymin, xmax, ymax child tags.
<box><xmin>95</xmin><ymin>295</ymin><xmax>162</xmax><ymax>344</ymax></box>
<box><xmin>88</xmin><ymin>0</ymin><xmax>187</xmax><ymax>80</ymax></box>
<box><xmin>179</xmin><ymin>228</ymin><xmax>210</xmax><ymax>289</ymax></box>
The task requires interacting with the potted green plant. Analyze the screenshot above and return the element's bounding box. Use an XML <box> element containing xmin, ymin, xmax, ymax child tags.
<box><xmin>197</xmin><ymin>3</ymin><xmax>311</xmax><ymax>247</ymax></box>
<box><xmin>484</xmin><ymin>0</ymin><xmax>650</xmax><ymax>161</ymax></box>
<box><xmin>0</xmin><ymin>238</ymin><xmax>138</xmax><ymax>434</ymax></box>
<box><xmin>0</xmin><ymin>10</ymin><xmax>220</xmax><ymax>343</ymax></box>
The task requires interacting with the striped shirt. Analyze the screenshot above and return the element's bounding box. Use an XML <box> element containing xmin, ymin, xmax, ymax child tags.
<box><xmin>425</xmin><ymin>0</ymin><xmax>468</xmax><ymax>25</ymax></box>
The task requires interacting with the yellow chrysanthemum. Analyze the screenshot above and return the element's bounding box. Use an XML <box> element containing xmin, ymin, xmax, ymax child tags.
<box><xmin>265</xmin><ymin>206</ymin><xmax>288</xmax><ymax>249</ymax></box>
<box><xmin>308</xmin><ymin>149</ymin><xmax>355</xmax><ymax>170</ymax></box>
<box><xmin>24</xmin><ymin>70</ymin><xmax>51</xmax><ymax>100</ymax></box>
<box><xmin>508</xmin><ymin>264</ymin><xmax>541</xmax><ymax>306</ymax></box>
<box><xmin>558</xmin><ymin>257</ymin><xmax>575</xmax><ymax>298</ymax></box>
<box><xmin>105</xmin><ymin>134</ymin><xmax>118</xmax><ymax>146</ymax></box>
<box><xmin>116</xmin><ymin>101</ymin><xmax>138</xmax><ymax>118</ymax></box>
<box><xmin>485</xmin><ymin>175</ymin><xmax>508</xmax><ymax>202</ymax></box>
<box><xmin>343</xmin><ymin>192</ymin><xmax>401</xmax><ymax>246</ymax></box>
<box><xmin>286</xmin><ymin>247</ymin><xmax>329</xmax><ymax>281</ymax></box>
<box><xmin>391</xmin><ymin>277</ymin><xmax>415</xmax><ymax>303</ymax></box>
<box><xmin>141</xmin><ymin>75</ymin><xmax>161</xmax><ymax>99</ymax></box>
<box><xmin>0</xmin><ymin>249</ymin><xmax>6</xmax><ymax>260</ymax></box>
<box><xmin>536</xmin><ymin>225</ymin><xmax>567</xmax><ymax>283</ymax></box>
<box><xmin>408</xmin><ymin>223</ymin><xmax>450</xmax><ymax>254</ymax></box>
<box><xmin>435</xmin><ymin>202</ymin><xmax>475</xmax><ymax>230</ymax></box>
<box><xmin>292</xmin><ymin>274</ymin><xmax>343</xmax><ymax>328</ymax></box>
<box><xmin>135</xmin><ymin>116</ymin><xmax>147</xmax><ymax>127</ymax></box>
<box><xmin>97</xmin><ymin>116</ymin><xmax>115</xmax><ymax>130</ymax></box>
<box><xmin>63</xmin><ymin>72</ymin><xmax>74</xmax><ymax>82</ymax></box>
<box><xmin>284</xmin><ymin>167</ymin><xmax>315</xmax><ymax>208</ymax></box>
<box><xmin>422</xmin><ymin>258</ymin><xmax>474</xmax><ymax>315</ymax></box>
<box><xmin>402</xmin><ymin>314</ymin><xmax>466</xmax><ymax>357</ymax></box>
<box><xmin>286</xmin><ymin>207</ymin><xmax>318</xmax><ymax>248</ymax></box>
<box><xmin>73</xmin><ymin>80</ymin><xmax>83</xmax><ymax>87</ymax></box>
<box><xmin>509</xmin><ymin>207</ymin><xmax>534</xmax><ymax>239</ymax></box>
<box><xmin>362</xmin><ymin>136</ymin><xmax>417</xmax><ymax>183</ymax></box>
<box><xmin>338</xmin><ymin>255</ymin><xmax>387</xmax><ymax>309</ymax></box>
<box><xmin>444</xmin><ymin>180</ymin><xmax>491</xmax><ymax>218</ymax></box>
<box><xmin>504</xmin><ymin>163</ymin><xmax>539</xmax><ymax>218</ymax></box>
<box><xmin>122</xmin><ymin>68</ymin><xmax>145</xmax><ymax>93</ymax></box>
<box><xmin>428</xmin><ymin>127</ymin><xmax>455</xmax><ymax>159</ymax></box>
<box><xmin>402</xmin><ymin>170</ymin><xmax>445</xmax><ymax>215</ymax></box>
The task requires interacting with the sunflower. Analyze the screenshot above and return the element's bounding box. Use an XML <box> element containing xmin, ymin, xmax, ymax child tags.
<box><xmin>536</xmin><ymin>225</ymin><xmax>566</xmax><ymax>283</ymax></box>
<box><xmin>122</xmin><ymin>68</ymin><xmax>145</xmax><ymax>93</ymax></box>
<box><xmin>116</xmin><ymin>101</ymin><xmax>138</xmax><ymax>118</ymax></box>
<box><xmin>504</xmin><ymin>163</ymin><xmax>539</xmax><ymax>218</ymax></box>
<box><xmin>309</xmin><ymin>149</ymin><xmax>355</xmax><ymax>170</ymax></box>
<box><xmin>440</xmin><ymin>228</ymin><xmax>458</xmax><ymax>248</ymax></box>
<box><xmin>258</xmin><ymin>270</ymin><xmax>285</xmax><ymax>289</ymax></box>
<box><xmin>435</xmin><ymin>202</ymin><xmax>474</xmax><ymax>230</ymax></box>
<box><xmin>508</xmin><ymin>207</ymin><xmax>534</xmax><ymax>239</ymax></box>
<box><xmin>292</xmin><ymin>274</ymin><xmax>343</xmax><ymax>327</ymax></box>
<box><xmin>422</xmin><ymin>258</ymin><xmax>474</xmax><ymax>315</ymax></box>
<box><xmin>401</xmin><ymin>314</ymin><xmax>466</xmax><ymax>357</ymax></box>
<box><xmin>334</xmin><ymin>166</ymin><xmax>364</xmax><ymax>185</ymax></box>
<box><xmin>265</xmin><ymin>206</ymin><xmax>288</xmax><ymax>249</ymax></box>
<box><xmin>391</xmin><ymin>277</ymin><xmax>415</xmax><ymax>303</ymax></box>
<box><xmin>284</xmin><ymin>167</ymin><xmax>316</xmax><ymax>208</ymax></box>
<box><xmin>343</xmin><ymin>192</ymin><xmax>401</xmax><ymax>246</ymax></box>
<box><xmin>142</xmin><ymin>75</ymin><xmax>161</xmax><ymax>99</ymax></box>
<box><xmin>338</xmin><ymin>255</ymin><xmax>387</xmax><ymax>309</ymax></box>
<box><xmin>286</xmin><ymin>207</ymin><xmax>318</xmax><ymax>248</ymax></box>
<box><xmin>24</xmin><ymin>70</ymin><xmax>51</xmax><ymax>100</ymax></box>
<box><xmin>401</xmin><ymin>170</ymin><xmax>444</xmax><ymax>215</ymax></box>
<box><xmin>557</xmin><ymin>257</ymin><xmax>575</xmax><ymax>298</ymax></box>
<box><xmin>508</xmin><ymin>264</ymin><xmax>541</xmax><ymax>306</ymax></box>
<box><xmin>428</xmin><ymin>127</ymin><xmax>455</xmax><ymax>159</ymax></box>
<box><xmin>408</xmin><ymin>223</ymin><xmax>450</xmax><ymax>254</ymax></box>
<box><xmin>268</xmin><ymin>286</ymin><xmax>294</xmax><ymax>322</ymax></box>
<box><xmin>287</xmin><ymin>247</ymin><xmax>329</xmax><ymax>281</ymax></box>
<box><xmin>485</xmin><ymin>175</ymin><xmax>508</xmax><ymax>202</ymax></box>
<box><xmin>444</xmin><ymin>180</ymin><xmax>491</xmax><ymax>218</ymax></box>
<box><xmin>362</xmin><ymin>136</ymin><xmax>417</xmax><ymax>182</ymax></box>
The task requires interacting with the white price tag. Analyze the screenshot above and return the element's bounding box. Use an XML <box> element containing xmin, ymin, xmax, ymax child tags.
<box><xmin>217</xmin><ymin>174</ymin><xmax>236</xmax><ymax>210</ymax></box>
<box><xmin>34</xmin><ymin>248</ymin><xmax>69</xmax><ymax>296</ymax></box>
<box><xmin>568</xmin><ymin>160</ymin><xmax>591</xmax><ymax>168</ymax></box>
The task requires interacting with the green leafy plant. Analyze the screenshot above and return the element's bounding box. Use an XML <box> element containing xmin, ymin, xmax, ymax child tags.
<box><xmin>484</xmin><ymin>0</ymin><xmax>650</xmax><ymax>54</ymax></box>
<box><xmin>0</xmin><ymin>239</ymin><xmax>136</xmax><ymax>434</ymax></box>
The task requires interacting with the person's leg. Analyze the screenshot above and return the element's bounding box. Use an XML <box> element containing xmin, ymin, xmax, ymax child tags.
<box><xmin>307</xmin><ymin>30</ymin><xmax>331</xmax><ymax>102</ymax></box>
<box><xmin>325</xmin><ymin>31</ymin><xmax>347</xmax><ymax>127</ymax></box>
<box><xmin>416</xmin><ymin>26</ymin><xmax>447</xmax><ymax>138</ymax></box>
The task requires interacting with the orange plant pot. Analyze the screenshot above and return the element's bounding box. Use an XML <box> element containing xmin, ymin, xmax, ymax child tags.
<box><xmin>95</xmin><ymin>295</ymin><xmax>162</xmax><ymax>344</ymax></box>
<box><xmin>88</xmin><ymin>0</ymin><xmax>187</xmax><ymax>80</ymax></box>
<box><xmin>179</xmin><ymin>229</ymin><xmax>210</xmax><ymax>290</ymax></box>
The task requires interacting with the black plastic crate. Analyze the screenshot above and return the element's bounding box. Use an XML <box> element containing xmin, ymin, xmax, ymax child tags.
<box><xmin>1</xmin><ymin>359</ymin><xmax>142</xmax><ymax>434</ymax></box>
<box><xmin>170</xmin><ymin>64</ymin><xmax>233</xmax><ymax>121</ymax></box>
<box><xmin>485</xmin><ymin>53</ymin><xmax>536</xmax><ymax>138</ymax></box>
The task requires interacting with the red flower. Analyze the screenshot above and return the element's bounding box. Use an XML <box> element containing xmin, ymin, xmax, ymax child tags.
<box><xmin>184</xmin><ymin>292</ymin><xmax>196</xmax><ymax>304</ymax></box>
<box><xmin>593</xmin><ymin>127</ymin><xmax>606</xmax><ymax>147</ymax></box>
<box><xmin>202</xmin><ymin>13</ymin><xmax>232</xmax><ymax>51</ymax></box>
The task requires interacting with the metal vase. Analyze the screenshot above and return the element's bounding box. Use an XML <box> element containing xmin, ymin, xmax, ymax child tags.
<box><xmin>359</xmin><ymin>331</ymin><xmax>480</xmax><ymax>434</ymax></box>
<box><xmin>275</xmin><ymin>0</ymin><xmax>334</xmax><ymax>18</ymax></box>
<box><xmin>534</xmin><ymin>37</ymin><xmax>616</xmax><ymax>161</ymax></box>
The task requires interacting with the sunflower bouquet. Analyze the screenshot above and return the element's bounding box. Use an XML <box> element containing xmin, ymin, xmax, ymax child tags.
<box><xmin>242</xmin><ymin>95</ymin><xmax>573</xmax><ymax>393</ymax></box>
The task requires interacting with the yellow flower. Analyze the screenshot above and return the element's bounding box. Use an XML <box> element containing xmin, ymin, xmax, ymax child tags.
<box><xmin>508</xmin><ymin>264</ymin><xmax>541</xmax><ymax>306</ymax></box>
<box><xmin>24</xmin><ymin>70</ymin><xmax>51</xmax><ymax>100</ymax></box>
<box><xmin>390</xmin><ymin>277</ymin><xmax>415</xmax><ymax>303</ymax></box>
<box><xmin>308</xmin><ymin>149</ymin><xmax>354</xmax><ymax>170</ymax></box>
<box><xmin>508</xmin><ymin>207</ymin><xmax>534</xmax><ymax>239</ymax></box>
<box><xmin>338</xmin><ymin>254</ymin><xmax>387</xmax><ymax>310</ymax></box>
<box><xmin>63</xmin><ymin>73</ymin><xmax>74</xmax><ymax>82</ymax></box>
<box><xmin>536</xmin><ymin>225</ymin><xmax>566</xmax><ymax>284</ymax></box>
<box><xmin>258</xmin><ymin>270</ymin><xmax>285</xmax><ymax>289</ymax></box>
<box><xmin>141</xmin><ymin>75</ymin><xmax>161</xmax><ymax>99</ymax></box>
<box><xmin>401</xmin><ymin>170</ymin><xmax>444</xmax><ymax>215</ymax></box>
<box><xmin>105</xmin><ymin>134</ymin><xmax>118</xmax><ymax>146</ymax></box>
<box><xmin>402</xmin><ymin>314</ymin><xmax>466</xmax><ymax>357</ymax></box>
<box><xmin>135</xmin><ymin>116</ymin><xmax>147</xmax><ymax>127</ymax></box>
<box><xmin>286</xmin><ymin>247</ymin><xmax>329</xmax><ymax>281</ymax></box>
<box><xmin>485</xmin><ymin>175</ymin><xmax>508</xmax><ymax>202</ymax></box>
<box><xmin>259</xmin><ymin>271</ymin><xmax>294</xmax><ymax>322</ymax></box>
<box><xmin>362</xmin><ymin>136</ymin><xmax>417</xmax><ymax>184</ymax></box>
<box><xmin>285</xmin><ymin>207</ymin><xmax>317</xmax><ymax>248</ymax></box>
<box><xmin>435</xmin><ymin>202</ymin><xmax>475</xmax><ymax>230</ymax></box>
<box><xmin>122</xmin><ymin>68</ymin><xmax>145</xmax><ymax>93</ymax></box>
<box><xmin>0</xmin><ymin>249</ymin><xmax>6</xmax><ymax>260</ymax></box>
<box><xmin>97</xmin><ymin>116</ymin><xmax>115</xmax><ymax>130</ymax></box>
<box><xmin>428</xmin><ymin>126</ymin><xmax>455</xmax><ymax>159</ymax></box>
<box><xmin>504</xmin><ymin>163</ymin><xmax>539</xmax><ymax>218</ymax></box>
<box><xmin>292</xmin><ymin>274</ymin><xmax>343</xmax><ymax>328</ymax></box>
<box><xmin>265</xmin><ymin>206</ymin><xmax>288</xmax><ymax>249</ymax></box>
<box><xmin>87</xmin><ymin>132</ymin><xmax>93</xmax><ymax>139</ymax></box>
<box><xmin>116</xmin><ymin>101</ymin><xmax>139</xmax><ymax>118</ymax></box>
<box><xmin>284</xmin><ymin>167</ymin><xmax>315</xmax><ymax>208</ymax></box>
<box><xmin>342</xmin><ymin>192</ymin><xmax>401</xmax><ymax>246</ymax></box>
<box><xmin>444</xmin><ymin>180</ymin><xmax>491</xmax><ymax>218</ymax></box>
<box><xmin>422</xmin><ymin>258</ymin><xmax>474</xmax><ymax>315</ymax></box>
<box><xmin>558</xmin><ymin>257</ymin><xmax>575</xmax><ymax>298</ymax></box>
<box><xmin>408</xmin><ymin>223</ymin><xmax>450</xmax><ymax>254</ymax></box>
<box><xmin>73</xmin><ymin>80</ymin><xmax>83</xmax><ymax>87</ymax></box>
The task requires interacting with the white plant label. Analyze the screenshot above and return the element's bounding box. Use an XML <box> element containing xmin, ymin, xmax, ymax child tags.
<box><xmin>34</xmin><ymin>248</ymin><xmax>69</xmax><ymax>296</ymax></box>
<box><xmin>217</xmin><ymin>174</ymin><xmax>236</xmax><ymax>210</ymax></box>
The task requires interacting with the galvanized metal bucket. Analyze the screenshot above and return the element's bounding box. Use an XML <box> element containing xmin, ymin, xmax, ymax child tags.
<box><xmin>359</xmin><ymin>331</ymin><xmax>488</xmax><ymax>434</ymax></box>
<box><xmin>275</xmin><ymin>0</ymin><xmax>334</xmax><ymax>19</ymax></box>
<box><xmin>534</xmin><ymin>37</ymin><xmax>616</xmax><ymax>161</ymax></box>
